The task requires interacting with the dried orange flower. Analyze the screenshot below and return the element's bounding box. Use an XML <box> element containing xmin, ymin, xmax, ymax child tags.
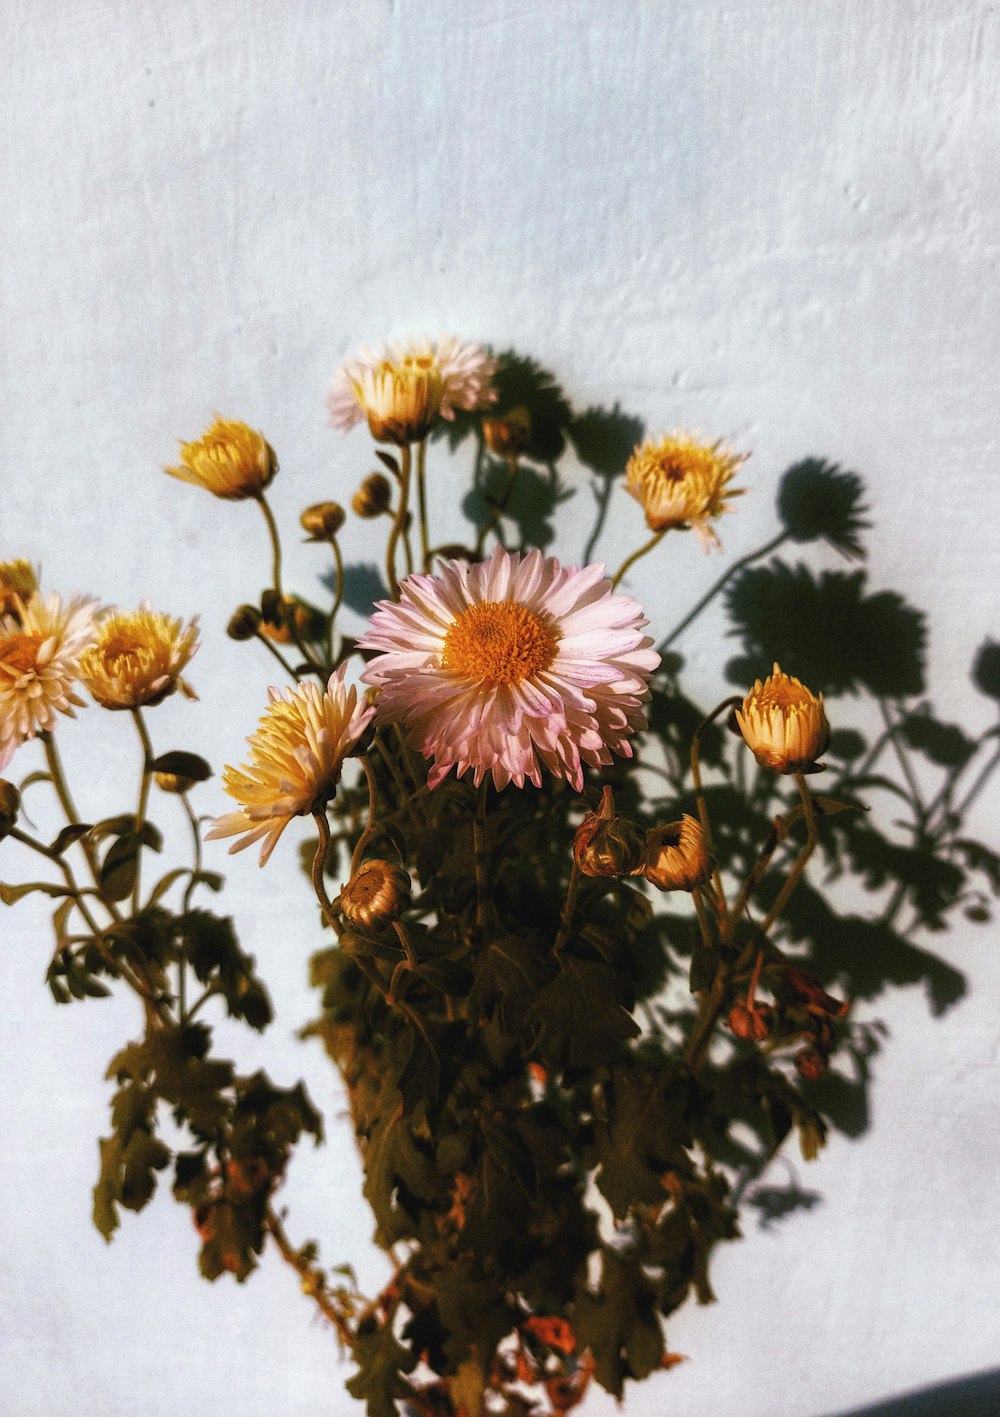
<box><xmin>341</xmin><ymin>859</ymin><xmax>412</xmax><ymax>930</ymax></box>
<box><xmin>625</xmin><ymin>431</ymin><xmax>746</xmax><ymax>550</ymax></box>
<box><xmin>643</xmin><ymin>814</ymin><xmax>713</xmax><ymax>892</ymax></box>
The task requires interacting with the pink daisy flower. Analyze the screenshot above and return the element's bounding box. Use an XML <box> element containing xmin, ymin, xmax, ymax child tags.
<box><xmin>327</xmin><ymin>336</ymin><xmax>498</xmax><ymax>435</ymax></box>
<box><xmin>359</xmin><ymin>546</ymin><xmax>660</xmax><ymax>791</ymax></box>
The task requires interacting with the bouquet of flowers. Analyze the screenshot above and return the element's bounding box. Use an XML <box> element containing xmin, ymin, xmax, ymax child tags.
<box><xmin>2</xmin><ymin>337</ymin><xmax>996</xmax><ymax>1416</ymax></box>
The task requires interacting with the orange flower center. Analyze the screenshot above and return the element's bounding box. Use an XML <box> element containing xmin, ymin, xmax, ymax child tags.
<box><xmin>98</xmin><ymin>629</ymin><xmax>147</xmax><ymax>669</ymax></box>
<box><xmin>442</xmin><ymin>600</ymin><xmax>557</xmax><ymax>686</ymax></box>
<box><xmin>753</xmin><ymin>678</ymin><xmax>811</xmax><ymax>713</ymax></box>
<box><xmin>0</xmin><ymin>634</ymin><xmax>43</xmax><ymax>674</ymax></box>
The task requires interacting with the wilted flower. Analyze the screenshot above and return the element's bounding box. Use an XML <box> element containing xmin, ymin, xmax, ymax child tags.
<box><xmin>166</xmin><ymin>418</ymin><xmax>278</xmax><ymax>501</ymax></box>
<box><xmin>206</xmin><ymin>665</ymin><xmax>375</xmax><ymax>866</ymax></box>
<box><xmin>0</xmin><ymin>592</ymin><xmax>98</xmax><ymax>770</ymax></box>
<box><xmin>643</xmin><ymin>814</ymin><xmax>713</xmax><ymax>892</ymax></box>
<box><xmin>80</xmin><ymin>605</ymin><xmax>199</xmax><ymax>710</ymax></box>
<box><xmin>625</xmin><ymin>431</ymin><xmax>746</xmax><ymax>551</ymax></box>
<box><xmin>341</xmin><ymin>859</ymin><xmax>412</xmax><ymax>930</ymax></box>
<box><xmin>359</xmin><ymin>545</ymin><xmax>659</xmax><ymax>792</ymax></box>
<box><xmin>728</xmin><ymin>1001</ymin><xmax>774</xmax><ymax>1041</ymax></box>
<box><xmin>0</xmin><ymin>561</ymin><xmax>38</xmax><ymax>620</ymax></box>
<box><xmin>572</xmin><ymin>786</ymin><xmax>645</xmax><ymax>877</ymax></box>
<box><xmin>736</xmin><ymin>663</ymin><xmax>830</xmax><ymax>774</ymax></box>
<box><xmin>328</xmin><ymin>337</ymin><xmax>497</xmax><ymax>443</ymax></box>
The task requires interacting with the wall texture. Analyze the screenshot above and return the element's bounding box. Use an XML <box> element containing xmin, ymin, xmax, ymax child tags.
<box><xmin>2</xmin><ymin>3</ymin><xmax>998</xmax><ymax>1415</ymax></box>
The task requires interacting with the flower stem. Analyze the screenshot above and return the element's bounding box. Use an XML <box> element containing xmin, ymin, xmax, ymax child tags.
<box><xmin>416</xmin><ymin>438</ymin><xmax>431</xmax><ymax>571</ymax></box>
<box><xmin>256</xmin><ymin>491</ymin><xmax>322</xmax><ymax>677</ymax></box>
<box><xmin>310</xmin><ymin>811</ymin><xmax>339</xmax><ymax>932</ymax></box>
<box><xmin>349</xmin><ymin>755</ymin><xmax>380</xmax><ymax>878</ymax></box>
<box><xmin>690</xmin><ymin>696</ymin><xmax>742</xmax><ymax>914</ymax></box>
<box><xmin>386</xmin><ymin>443</ymin><xmax>412</xmax><ymax>598</ymax></box>
<box><xmin>264</xmin><ymin>1205</ymin><xmax>354</xmax><ymax>1348</ymax></box>
<box><xmin>610</xmin><ymin>529</ymin><xmax>666</xmax><ymax>590</ymax></box>
<box><xmin>326</xmin><ymin>535</ymin><xmax>345</xmax><ymax>668</ymax></box>
<box><xmin>473</xmin><ymin>779</ymin><xmax>489</xmax><ymax>933</ymax></box>
<box><xmin>475</xmin><ymin>456</ymin><xmax>521</xmax><ymax>556</ymax></box>
<box><xmin>130</xmin><ymin>708</ymin><xmax>155</xmax><ymax>914</ymax></box>
<box><xmin>554</xmin><ymin>861</ymin><xmax>582</xmax><ymax>954</ymax></box>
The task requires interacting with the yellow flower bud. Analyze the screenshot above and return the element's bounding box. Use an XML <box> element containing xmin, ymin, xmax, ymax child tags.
<box><xmin>643</xmin><ymin>815</ymin><xmax>713</xmax><ymax>892</ymax></box>
<box><xmin>166</xmin><ymin>418</ymin><xmax>278</xmax><ymax>501</ymax></box>
<box><xmin>340</xmin><ymin>859</ymin><xmax>412</xmax><ymax>931</ymax></box>
<box><xmin>0</xmin><ymin>779</ymin><xmax>21</xmax><ymax>839</ymax></box>
<box><xmin>352</xmin><ymin>473</ymin><xmax>392</xmax><ymax>518</ymax></box>
<box><xmin>736</xmin><ymin>663</ymin><xmax>830</xmax><ymax>774</ymax></box>
<box><xmin>301</xmin><ymin>501</ymin><xmax>346</xmax><ymax>540</ymax></box>
<box><xmin>0</xmin><ymin>561</ymin><xmax>38</xmax><ymax>620</ymax></box>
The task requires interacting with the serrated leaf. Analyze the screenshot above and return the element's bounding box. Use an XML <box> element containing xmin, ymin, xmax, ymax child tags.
<box><xmin>573</xmin><ymin>1250</ymin><xmax>665</xmax><ymax>1399</ymax></box>
<box><xmin>345</xmin><ymin>1319</ymin><xmax>416</xmax><ymax>1417</ymax></box>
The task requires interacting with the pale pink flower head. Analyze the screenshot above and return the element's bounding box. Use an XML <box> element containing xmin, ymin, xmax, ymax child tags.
<box><xmin>0</xmin><ymin>592</ymin><xmax>99</xmax><ymax>771</ymax></box>
<box><xmin>327</xmin><ymin>336</ymin><xmax>498</xmax><ymax>440</ymax></box>
<box><xmin>206</xmin><ymin>664</ymin><xmax>375</xmax><ymax>866</ymax></box>
<box><xmin>359</xmin><ymin>546</ymin><xmax>660</xmax><ymax>792</ymax></box>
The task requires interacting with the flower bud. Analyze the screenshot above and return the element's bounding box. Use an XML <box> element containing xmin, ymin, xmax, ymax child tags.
<box><xmin>0</xmin><ymin>779</ymin><xmax>21</xmax><ymax>839</ymax></box>
<box><xmin>0</xmin><ymin>560</ymin><xmax>38</xmax><ymax>620</ymax></box>
<box><xmin>227</xmin><ymin>604</ymin><xmax>262</xmax><ymax>641</ymax></box>
<box><xmin>301</xmin><ymin>501</ymin><xmax>346</xmax><ymax>540</ymax></box>
<box><xmin>482</xmin><ymin>405</ymin><xmax>532</xmax><ymax>459</ymax></box>
<box><xmin>728</xmin><ymin>1001</ymin><xmax>773</xmax><ymax>1041</ymax></box>
<box><xmin>341</xmin><ymin>859</ymin><xmax>412</xmax><ymax>930</ymax></box>
<box><xmin>572</xmin><ymin>786</ymin><xmax>645</xmax><ymax>878</ymax></box>
<box><xmin>166</xmin><ymin>417</ymin><xmax>278</xmax><ymax>501</ymax></box>
<box><xmin>643</xmin><ymin>815</ymin><xmax>713</xmax><ymax>892</ymax></box>
<box><xmin>155</xmin><ymin>770</ymin><xmax>198</xmax><ymax>794</ymax></box>
<box><xmin>736</xmin><ymin>663</ymin><xmax>830</xmax><ymax>775</ymax></box>
<box><xmin>260</xmin><ymin>596</ymin><xmax>326</xmax><ymax>645</ymax></box>
<box><xmin>352</xmin><ymin>473</ymin><xmax>392</xmax><ymax>518</ymax></box>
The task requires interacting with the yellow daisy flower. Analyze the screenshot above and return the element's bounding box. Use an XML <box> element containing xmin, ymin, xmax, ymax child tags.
<box><xmin>736</xmin><ymin>663</ymin><xmax>830</xmax><ymax>774</ymax></box>
<box><xmin>166</xmin><ymin>418</ymin><xmax>277</xmax><ymax>500</ymax></box>
<box><xmin>80</xmin><ymin>604</ymin><xmax>199</xmax><ymax>710</ymax></box>
<box><xmin>625</xmin><ymin>431</ymin><xmax>747</xmax><ymax>550</ymax></box>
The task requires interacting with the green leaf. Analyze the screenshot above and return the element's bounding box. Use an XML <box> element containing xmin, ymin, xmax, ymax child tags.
<box><xmin>573</xmin><ymin>1249</ymin><xmax>665</xmax><ymax>1399</ymax></box>
<box><xmin>345</xmin><ymin>1319</ymin><xmax>416</xmax><ymax>1417</ymax></box>
<box><xmin>590</xmin><ymin>1063</ymin><xmax>694</xmax><ymax>1218</ymax></box>
<box><xmin>527</xmin><ymin>958</ymin><xmax>639</xmax><ymax>1068</ymax></box>
<box><xmin>413</xmin><ymin>958</ymin><xmax>474</xmax><ymax>996</ymax></box>
<box><xmin>100</xmin><ymin>834</ymin><xmax>142</xmax><ymax>902</ymax></box>
<box><xmin>49</xmin><ymin>823</ymin><xmax>94</xmax><ymax>855</ymax></box>
<box><xmin>689</xmin><ymin>939</ymin><xmax>716</xmax><ymax>993</ymax></box>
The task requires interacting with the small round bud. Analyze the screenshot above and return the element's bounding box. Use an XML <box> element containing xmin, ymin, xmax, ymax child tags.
<box><xmin>260</xmin><ymin>596</ymin><xmax>326</xmax><ymax>645</ymax></box>
<box><xmin>482</xmin><ymin>405</ymin><xmax>532</xmax><ymax>459</ymax></box>
<box><xmin>228</xmin><ymin>604</ymin><xmax>262</xmax><ymax>641</ymax></box>
<box><xmin>795</xmin><ymin>1047</ymin><xmax>828</xmax><ymax>1081</ymax></box>
<box><xmin>572</xmin><ymin>787</ymin><xmax>645</xmax><ymax>878</ymax></box>
<box><xmin>352</xmin><ymin>472</ymin><xmax>392</xmax><ymax>518</ymax></box>
<box><xmin>728</xmin><ymin>1001</ymin><xmax>773</xmax><ymax>1041</ymax></box>
<box><xmin>736</xmin><ymin>663</ymin><xmax>830</xmax><ymax>775</ymax></box>
<box><xmin>643</xmin><ymin>815</ymin><xmax>713</xmax><ymax>892</ymax></box>
<box><xmin>0</xmin><ymin>779</ymin><xmax>21</xmax><ymax>840</ymax></box>
<box><xmin>155</xmin><ymin>770</ymin><xmax>197</xmax><ymax>794</ymax></box>
<box><xmin>341</xmin><ymin>859</ymin><xmax>412</xmax><ymax>930</ymax></box>
<box><xmin>301</xmin><ymin>501</ymin><xmax>346</xmax><ymax>540</ymax></box>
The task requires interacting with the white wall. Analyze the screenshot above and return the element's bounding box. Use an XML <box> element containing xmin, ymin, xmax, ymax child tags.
<box><xmin>2</xmin><ymin>3</ymin><xmax>998</xmax><ymax>1414</ymax></box>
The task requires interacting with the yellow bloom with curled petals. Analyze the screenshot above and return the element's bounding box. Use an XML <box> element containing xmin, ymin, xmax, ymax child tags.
<box><xmin>0</xmin><ymin>561</ymin><xmax>38</xmax><ymax>621</ymax></box>
<box><xmin>736</xmin><ymin>663</ymin><xmax>830</xmax><ymax>774</ymax></box>
<box><xmin>625</xmin><ymin>431</ymin><xmax>747</xmax><ymax>551</ymax></box>
<box><xmin>206</xmin><ymin>665</ymin><xmax>375</xmax><ymax>866</ymax></box>
<box><xmin>166</xmin><ymin>418</ymin><xmax>277</xmax><ymax>500</ymax></box>
<box><xmin>80</xmin><ymin>605</ymin><xmax>199</xmax><ymax>709</ymax></box>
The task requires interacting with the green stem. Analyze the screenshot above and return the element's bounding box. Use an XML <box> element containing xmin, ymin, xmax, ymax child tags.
<box><xmin>310</xmin><ymin>811</ymin><xmax>340</xmax><ymax>932</ymax></box>
<box><xmin>473</xmin><ymin>779</ymin><xmax>489</xmax><ymax>933</ymax></box>
<box><xmin>659</xmin><ymin>530</ymin><xmax>790</xmax><ymax>651</ymax></box>
<box><xmin>610</xmin><ymin>528</ymin><xmax>666</xmax><ymax>590</ymax></box>
<box><xmin>416</xmin><ymin>438</ymin><xmax>431</xmax><ymax>571</ymax></box>
<box><xmin>327</xmin><ymin>535</ymin><xmax>345</xmax><ymax>669</ymax></box>
<box><xmin>252</xmin><ymin>627</ymin><xmax>301</xmax><ymax>680</ymax></box>
<box><xmin>349</xmin><ymin>756</ymin><xmax>380</xmax><ymax>878</ymax></box>
<box><xmin>42</xmin><ymin>733</ymin><xmax>116</xmax><ymax>914</ymax></box>
<box><xmin>130</xmin><ymin>708</ymin><xmax>155</xmax><ymax>914</ymax></box>
<box><xmin>256</xmin><ymin>491</ymin><xmax>322</xmax><ymax>677</ymax></box>
<box><xmin>264</xmin><ymin>1205</ymin><xmax>355</xmax><ymax>1348</ymax></box>
<box><xmin>554</xmin><ymin>861</ymin><xmax>582</xmax><ymax>954</ymax></box>
<box><xmin>385</xmin><ymin>444</ymin><xmax>413</xmax><ymax>598</ymax></box>
<box><xmin>690</xmin><ymin>696</ymin><xmax>742</xmax><ymax>915</ymax></box>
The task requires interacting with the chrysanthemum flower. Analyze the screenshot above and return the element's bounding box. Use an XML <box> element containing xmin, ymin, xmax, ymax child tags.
<box><xmin>625</xmin><ymin>431</ymin><xmax>747</xmax><ymax>551</ymax></box>
<box><xmin>359</xmin><ymin>546</ymin><xmax>660</xmax><ymax>791</ymax></box>
<box><xmin>206</xmin><ymin>665</ymin><xmax>376</xmax><ymax>866</ymax></box>
<box><xmin>165</xmin><ymin>417</ymin><xmax>277</xmax><ymax>500</ymax></box>
<box><xmin>0</xmin><ymin>592</ymin><xmax>98</xmax><ymax>770</ymax></box>
<box><xmin>0</xmin><ymin>561</ymin><xmax>38</xmax><ymax>621</ymax></box>
<box><xmin>643</xmin><ymin>815</ymin><xmax>713</xmax><ymax>892</ymax></box>
<box><xmin>736</xmin><ymin>663</ymin><xmax>830</xmax><ymax>774</ymax></box>
<box><xmin>327</xmin><ymin>337</ymin><xmax>498</xmax><ymax>442</ymax></box>
<box><xmin>79</xmin><ymin>605</ymin><xmax>199</xmax><ymax>710</ymax></box>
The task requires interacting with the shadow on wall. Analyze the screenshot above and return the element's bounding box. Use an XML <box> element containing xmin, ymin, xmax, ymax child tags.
<box><xmin>422</xmin><ymin>355</ymin><xmax>1000</xmax><ymax>1225</ymax></box>
<box><xmin>826</xmin><ymin>1367</ymin><xmax>1000</xmax><ymax>1417</ymax></box>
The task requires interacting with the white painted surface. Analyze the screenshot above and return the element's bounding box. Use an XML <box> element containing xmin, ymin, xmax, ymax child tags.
<box><xmin>2</xmin><ymin>2</ymin><xmax>999</xmax><ymax>1414</ymax></box>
